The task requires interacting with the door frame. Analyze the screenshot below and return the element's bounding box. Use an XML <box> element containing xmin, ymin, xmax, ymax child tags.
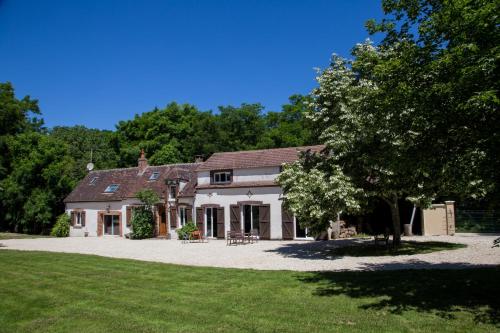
<box><xmin>205</xmin><ymin>207</ymin><xmax>218</xmax><ymax>238</ymax></box>
<box><xmin>98</xmin><ymin>211</ymin><xmax>122</xmax><ymax>237</ymax></box>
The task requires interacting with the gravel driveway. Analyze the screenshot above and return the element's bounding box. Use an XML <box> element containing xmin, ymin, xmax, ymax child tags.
<box><xmin>1</xmin><ymin>234</ymin><xmax>498</xmax><ymax>271</ymax></box>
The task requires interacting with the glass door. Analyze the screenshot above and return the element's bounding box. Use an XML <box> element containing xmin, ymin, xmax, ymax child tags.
<box><xmin>243</xmin><ymin>205</ymin><xmax>259</xmax><ymax>234</ymax></box>
<box><xmin>104</xmin><ymin>215</ymin><xmax>120</xmax><ymax>236</ymax></box>
<box><xmin>205</xmin><ymin>207</ymin><xmax>218</xmax><ymax>238</ymax></box>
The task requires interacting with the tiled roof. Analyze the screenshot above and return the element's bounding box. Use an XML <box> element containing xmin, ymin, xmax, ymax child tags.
<box><xmin>196</xmin><ymin>180</ymin><xmax>279</xmax><ymax>190</ymax></box>
<box><xmin>64</xmin><ymin>163</ymin><xmax>200</xmax><ymax>203</ymax></box>
<box><xmin>196</xmin><ymin>145</ymin><xmax>325</xmax><ymax>171</ymax></box>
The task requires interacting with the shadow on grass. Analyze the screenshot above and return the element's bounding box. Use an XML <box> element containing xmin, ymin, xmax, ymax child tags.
<box><xmin>298</xmin><ymin>263</ymin><xmax>500</xmax><ymax>326</ymax></box>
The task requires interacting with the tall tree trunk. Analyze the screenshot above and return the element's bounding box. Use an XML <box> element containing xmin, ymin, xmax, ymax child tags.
<box><xmin>383</xmin><ymin>195</ymin><xmax>401</xmax><ymax>247</ymax></box>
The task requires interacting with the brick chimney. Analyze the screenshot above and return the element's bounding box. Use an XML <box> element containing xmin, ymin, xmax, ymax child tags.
<box><xmin>138</xmin><ymin>149</ymin><xmax>148</xmax><ymax>173</ymax></box>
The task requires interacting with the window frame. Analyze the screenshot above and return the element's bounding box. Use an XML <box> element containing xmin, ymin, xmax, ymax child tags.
<box><xmin>89</xmin><ymin>177</ymin><xmax>99</xmax><ymax>185</ymax></box>
<box><xmin>104</xmin><ymin>184</ymin><xmax>120</xmax><ymax>193</ymax></box>
<box><xmin>211</xmin><ymin>170</ymin><xmax>233</xmax><ymax>184</ymax></box>
<box><xmin>169</xmin><ymin>185</ymin><xmax>177</xmax><ymax>199</ymax></box>
<box><xmin>149</xmin><ymin>172</ymin><xmax>160</xmax><ymax>181</ymax></box>
<box><xmin>179</xmin><ymin>207</ymin><xmax>187</xmax><ymax>227</ymax></box>
<box><xmin>75</xmin><ymin>211</ymin><xmax>82</xmax><ymax>226</ymax></box>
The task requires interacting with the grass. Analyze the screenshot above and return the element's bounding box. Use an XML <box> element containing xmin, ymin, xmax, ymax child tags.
<box><xmin>0</xmin><ymin>232</ymin><xmax>51</xmax><ymax>240</ymax></box>
<box><xmin>0</xmin><ymin>250</ymin><xmax>498</xmax><ymax>332</ymax></box>
<box><xmin>331</xmin><ymin>241</ymin><xmax>467</xmax><ymax>257</ymax></box>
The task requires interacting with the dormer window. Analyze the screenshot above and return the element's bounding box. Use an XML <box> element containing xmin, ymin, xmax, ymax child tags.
<box><xmin>211</xmin><ymin>170</ymin><xmax>232</xmax><ymax>184</ymax></box>
<box><xmin>170</xmin><ymin>186</ymin><xmax>177</xmax><ymax>199</ymax></box>
<box><xmin>149</xmin><ymin>172</ymin><xmax>160</xmax><ymax>181</ymax></box>
<box><xmin>104</xmin><ymin>184</ymin><xmax>120</xmax><ymax>193</ymax></box>
<box><xmin>89</xmin><ymin>177</ymin><xmax>99</xmax><ymax>185</ymax></box>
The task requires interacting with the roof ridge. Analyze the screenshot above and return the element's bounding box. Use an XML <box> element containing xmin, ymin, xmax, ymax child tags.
<box><xmin>89</xmin><ymin>162</ymin><xmax>200</xmax><ymax>174</ymax></box>
<box><xmin>209</xmin><ymin>145</ymin><xmax>325</xmax><ymax>156</ymax></box>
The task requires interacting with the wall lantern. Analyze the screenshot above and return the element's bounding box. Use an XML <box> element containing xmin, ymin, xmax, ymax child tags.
<box><xmin>106</xmin><ymin>204</ymin><xmax>111</xmax><ymax>213</ymax></box>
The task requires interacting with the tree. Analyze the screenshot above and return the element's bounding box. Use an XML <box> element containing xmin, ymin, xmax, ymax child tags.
<box><xmin>0</xmin><ymin>132</ymin><xmax>76</xmax><ymax>233</ymax></box>
<box><xmin>131</xmin><ymin>189</ymin><xmax>160</xmax><ymax>239</ymax></box>
<box><xmin>50</xmin><ymin>126</ymin><xmax>120</xmax><ymax>180</ymax></box>
<box><xmin>277</xmin><ymin>150</ymin><xmax>362</xmax><ymax>236</ymax></box>
<box><xmin>215</xmin><ymin>103</ymin><xmax>266</xmax><ymax>151</ymax></box>
<box><xmin>278</xmin><ymin>0</ymin><xmax>499</xmax><ymax>245</ymax></box>
<box><xmin>258</xmin><ymin>95</ymin><xmax>317</xmax><ymax>149</ymax></box>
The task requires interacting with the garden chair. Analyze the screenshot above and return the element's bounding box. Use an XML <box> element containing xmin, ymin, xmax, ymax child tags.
<box><xmin>493</xmin><ymin>237</ymin><xmax>500</xmax><ymax>248</ymax></box>
<box><xmin>190</xmin><ymin>230</ymin><xmax>206</xmax><ymax>243</ymax></box>
<box><xmin>374</xmin><ymin>227</ymin><xmax>390</xmax><ymax>247</ymax></box>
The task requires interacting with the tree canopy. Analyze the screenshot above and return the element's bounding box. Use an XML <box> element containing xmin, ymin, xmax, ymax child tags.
<box><xmin>278</xmin><ymin>0</ymin><xmax>499</xmax><ymax>244</ymax></box>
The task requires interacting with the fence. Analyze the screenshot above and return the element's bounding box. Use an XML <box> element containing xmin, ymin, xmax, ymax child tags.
<box><xmin>455</xmin><ymin>210</ymin><xmax>500</xmax><ymax>233</ymax></box>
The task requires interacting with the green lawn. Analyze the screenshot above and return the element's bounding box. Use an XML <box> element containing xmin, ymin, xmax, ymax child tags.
<box><xmin>0</xmin><ymin>232</ymin><xmax>50</xmax><ymax>240</ymax></box>
<box><xmin>0</xmin><ymin>250</ymin><xmax>498</xmax><ymax>333</ymax></box>
<box><xmin>332</xmin><ymin>241</ymin><xmax>467</xmax><ymax>257</ymax></box>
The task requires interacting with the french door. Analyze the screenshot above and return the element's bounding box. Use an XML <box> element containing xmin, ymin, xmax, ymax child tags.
<box><xmin>243</xmin><ymin>205</ymin><xmax>260</xmax><ymax>234</ymax></box>
<box><xmin>206</xmin><ymin>207</ymin><xmax>218</xmax><ymax>238</ymax></box>
<box><xmin>104</xmin><ymin>215</ymin><xmax>120</xmax><ymax>236</ymax></box>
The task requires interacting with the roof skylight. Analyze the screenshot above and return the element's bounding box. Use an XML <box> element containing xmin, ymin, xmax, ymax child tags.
<box><xmin>104</xmin><ymin>184</ymin><xmax>120</xmax><ymax>193</ymax></box>
<box><xmin>149</xmin><ymin>172</ymin><xmax>160</xmax><ymax>181</ymax></box>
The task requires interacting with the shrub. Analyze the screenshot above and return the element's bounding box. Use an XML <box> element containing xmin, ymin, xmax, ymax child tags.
<box><xmin>50</xmin><ymin>214</ymin><xmax>70</xmax><ymax>237</ymax></box>
<box><xmin>176</xmin><ymin>222</ymin><xmax>197</xmax><ymax>240</ymax></box>
<box><xmin>130</xmin><ymin>207</ymin><xmax>155</xmax><ymax>239</ymax></box>
<box><xmin>130</xmin><ymin>189</ymin><xmax>160</xmax><ymax>239</ymax></box>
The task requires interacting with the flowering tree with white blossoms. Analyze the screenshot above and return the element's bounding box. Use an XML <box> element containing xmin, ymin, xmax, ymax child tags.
<box><xmin>278</xmin><ymin>0</ymin><xmax>499</xmax><ymax>245</ymax></box>
<box><xmin>277</xmin><ymin>150</ymin><xmax>363</xmax><ymax>236</ymax></box>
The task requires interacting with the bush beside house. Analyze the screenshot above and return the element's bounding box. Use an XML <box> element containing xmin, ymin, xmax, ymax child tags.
<box><xmin>130</xmin><ymin>189</ymin><xmax>159</xmax><ymax>239</ymax></box>
<box><xmin>50</xmin><ymin>214</ymin><xmax>70</xmax><ymax>237</ymax></box>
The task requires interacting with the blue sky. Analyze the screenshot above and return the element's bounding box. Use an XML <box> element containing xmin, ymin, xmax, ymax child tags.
<box><xmin>0</xmin><ymin>0</ymin><xmax>384</xmax><ymax>130</ymax></box>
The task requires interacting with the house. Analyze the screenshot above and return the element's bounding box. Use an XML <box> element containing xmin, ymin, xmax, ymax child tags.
<box><xmin>64</xmin><ymin>145</ymin><xmax>325</xmax><ymax>239</ymax></box>
<box><xmin>64</xmin><ymin>150</ymin><xmax>200</xmax><ymax>237</ymax></box>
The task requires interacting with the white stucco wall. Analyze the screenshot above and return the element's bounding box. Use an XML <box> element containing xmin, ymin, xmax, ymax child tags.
<box><xmin>197</xmin><ymin>166</ymin><xmax>280</xmax><ymax>185</ymax></box>
<box><xmin>194</xmin><ymin>186</ymin><xmax>284</xmax><ymax>239</ymax></box>
<box><xmin>66</xmin><ymin>197</ymin><xmax>195</xmax><ymax>237</ymax></box>
<box><xmin>66</xmin><ymin>198</ymin><xmax>144</xmax><ymax>237</ymax></box>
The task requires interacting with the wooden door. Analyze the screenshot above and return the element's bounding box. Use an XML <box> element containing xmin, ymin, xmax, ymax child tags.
<box><xmin>259</xmin><ymin>205</ymin><xmax>271</xmax><ymax>239</ymax></box>
<box><xmin>281</xmin><ymin>206</ymin><xmax>294</xmax><ymax>240</ymax></box>
<box><xmin>158</xmin><ymin>205</ymin><xmax>167</xmax><ymax>236</ymax></box>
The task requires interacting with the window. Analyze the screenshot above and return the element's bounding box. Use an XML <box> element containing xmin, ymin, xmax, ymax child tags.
<box><xmin>75</xmin><ymin>212</ymin><xmax>82</xmax><ymax>226</ymax></box>
<box><xmin>212</xmin><ymin>170</ymin><xmax>232</xmax><ymax>184</ymax></box>
<box><xmin>89</xmin><ymin>177</ymin><xmax>99</xmax><ymax>185</ymax></box>
<box><xmin>149</xmin><ymin>172</ymin><xmax>160</xmax><ymax>181</ymax></box>
<box><xmin>170</xmin><ymin>186</ymin><xmax>177</xmax><ymax>199</ymax></box>
<box><xmin>104</xmin><ymin>184</ymin><xmax>120</xmax><ymax>193</ymax></box>
<box><xmin>179</xmin><ymin>207</ymin><xmax>187</xmax><ymax>227</ymax></box>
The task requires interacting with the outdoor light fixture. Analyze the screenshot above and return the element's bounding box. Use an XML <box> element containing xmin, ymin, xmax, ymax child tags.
<box><xmin>106</xmin><ymin>204</ymin><xmax>110</xmax><ymax>213</ymax></box>
<box><xmin>246</xmin><ymin>190</ymin><xmax>253</xmax><ymax>198</ymax></box>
